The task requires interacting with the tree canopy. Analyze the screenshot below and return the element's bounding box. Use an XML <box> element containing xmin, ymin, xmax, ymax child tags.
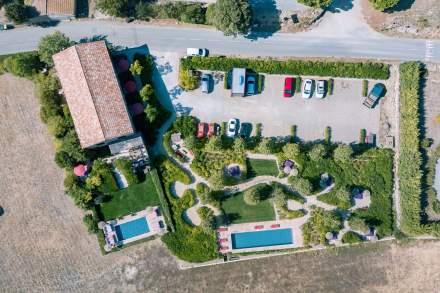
<box><xmin>297</xmin><ymin>0</ymin><xmax>333</xmax><ymax>9</ymax></box>
<box><xmin>369</xmin><ymin>0</ymin><xmax>400</xmax><ymax>11</ymax></box>
<box><xmin>211</xmin><ymin>0</ymin><xmax>252</xmax><ymax>36</ymax></box>
<box><xmin>38</xmin><ymin>32</ymin><xmax>73</xmax><ymax>67</ymax></box>
<box><xmin>96</xmin><ymin>0</ymin><xmax>129</xmax><ymax>17</ymax></box>
<box><xmin>5</xmin><ymin>0</ymin><xmax>27</xmax><ymax>23</ymax></box>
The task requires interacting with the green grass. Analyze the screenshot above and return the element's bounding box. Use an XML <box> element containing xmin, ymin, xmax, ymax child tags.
<box><xmin>100</xmin><ymin>172</ymin><xmax>161</xmax><ymax>221</ymax></box>
<box><xmin>0</xmin><ymin>51</ymin><xmax>36</xmax><ymax>74</ymax></box>
<box><xmin>221</xmin><ymin>189</ymin><xmax>275</xmax><ymax>224</ymax></box>
<box><xmin>246</xmin><ymin>158</ymin><xmax>279</xmax><ymax>178</ymax></box>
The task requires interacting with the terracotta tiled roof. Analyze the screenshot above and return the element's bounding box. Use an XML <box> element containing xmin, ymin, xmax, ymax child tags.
<box><xmin>31</xmin><ymin>0</ymin><xmax>76</xmax><ymax>16</ymax></box>
<box><xmin>53</xmin><ymin>41</ymin><xmax>134</xmax><ymax>148</ymax></box>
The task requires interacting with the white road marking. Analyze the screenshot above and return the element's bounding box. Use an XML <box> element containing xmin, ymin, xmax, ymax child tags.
<box><xmin>426</xmin><ymin>40</ymin><xmax>435</xmax><ymax>62</ymax></box>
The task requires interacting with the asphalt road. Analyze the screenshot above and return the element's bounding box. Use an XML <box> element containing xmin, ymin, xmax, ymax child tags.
<box><xmin>0</xmin><ymin>20</ymin><xmax>439</xmax><ymax>62</ymax></box>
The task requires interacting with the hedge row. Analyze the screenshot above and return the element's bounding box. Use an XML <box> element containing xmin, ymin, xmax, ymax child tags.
<box><xmin>150</xmin><ymin>168</ymin><xmax>175</xmax><ymax>232</ymax></box>
<box><xmin>398</xmin><ymin>62</ymin><xmax>425</xmax><ymax>235</ymax></box>
<box><xmin>181</xmin><ymin>56</ymin><xmax>390</xmax><ymax>80</ymax></box>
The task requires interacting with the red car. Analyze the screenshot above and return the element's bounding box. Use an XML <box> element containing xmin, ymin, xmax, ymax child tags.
<box><xmin>197</xmin><ymin>122</ymin><xmax>207</xmax><ymax>138</ymax></box>
<box><xmin>284</xmin><ymin>77</ymin><xmax>295</xmax><ymax>98</ymax></box>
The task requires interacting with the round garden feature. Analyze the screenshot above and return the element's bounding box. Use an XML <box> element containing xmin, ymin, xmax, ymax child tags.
<box><xmin>124</xmin><ymin>80</ymin><xmax>137</xmax><ymax>94</ymax></box>
<box><xmin>73</xmin><ymin>164</ymin><xmax>87</xmax><ymax>177</ymax></box>
<box><xmin>117</xmin><ymin>59</ymin><xmax>129</xmax><ymax>73</ymax></box>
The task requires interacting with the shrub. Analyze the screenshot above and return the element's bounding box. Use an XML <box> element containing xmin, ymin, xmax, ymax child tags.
<box><xmin>271</xmin><ymin>186</ymin><xmax>287</xmax><ymax>208</ymax></box>
<box><xmin>362</xmin><ymin>79</ymin><xmax>368</xmax><ymax>97</ymax></box>
<box><xmin>90</xmin><ymin>159</ymin><xmax>119</xmax><ymax>193</ymax></box>
<box><xmin>172</xmin><ymin>115</ymin><xmax>197</xmax><ymax>138</ymax></box>
<box><xmin>333</xmin><ymin>144</ymin><xmax>353</xmax><ymax>161</ymax></box>
<box><xmin>359</xmin><ymin>129</ymin><xmax>367</xmax><ymax>144</ymax></box>
<box><xmin>129</xmin><ymin>59</ymin><xmax>143</xmax><ymax>76</ymax></box>
<box><xmin>83</xmin><ymin>214</ymin><xmax>99</xmax><ymax>234</ymax></box>
<box><xmin>324</xmin><ymin>126</ymin><xmax>331</xmax><ymax>144</ymax></box>
<box><xmin>179</xmin><ymin>67</ymin><xmax>199</xmax><ymax>90</ymax></box>
<box><xmin>289</xmin><ymin>177</ymin><xmax>313</xmax><ymax>195</ymax></box>
<box><xmin>233</xmin><ymin>138</ymin><xmax>246</xmax><ymax>154</ymax></box>
<box><xmin>318</xmin><ymin>187</ymin><xmax>351</xmax><ymax>209</ymax></box>
<box><xmin>38</xmin><ymin>31</ymin><xmax>72</xmax><ymax>67</ymax></box>
<box><xmin>298</xmin><ymin>0</ymin><xmax>333</xmax><ymax>8</ymax></box>
<box><xmin>398</xmin><ymin>62</ymin><xmax>424</xmax><ymax>235</ymax></box>
<box><xmin>255</xmin><ymin>123</ymin><xmax>263</xmax><ymax>137</ymax></box>
<box><xmin>196</xmin><ymin>182</ymin><xmax>210</xmax><ymax>202</ymax></box>
<box><xmin>302</xmin><ymin>208</ymin><xmax>342</xmax><ymax>245</ymax></box>
<box><xmin>5</xmin><ymin>0</ymin><xmax>27</xmax><ymax>23</ymax></box>
<box><xmin>208</xmin><ymin>170</ymin><xmax>225</xmax><ymax>190</ymax></box>
<box><xmin>96</xmin><ymin>0</ymin><xmax>129</xmax><ymax>17</ymax></box>
<box><xmin>342</xmin><ymin>231</ymin><xmax>363</xmax><ymax>244</ymax></box>
<box><xmin>3</xmin><ymin>52</ymin><xmax>42</xmax><ymax>78</ymax></box>
<box><xmin>181</xmin><ymin>57</ymin><xmax>390</xmax><ymax>80</ymax></box>
<box><xmin>221</xmin><ymin>121</ymin><xmax>227</xmax><ymax>136</ymax></box>
<box><xmin>348</xmin><ymin>215</ymin><xmax>370</xmax><ymax>234</ymax></box>
<box><xmin>58</xmin><ymin>129</ymin><xmax>87</xmax><ymax>164</ymax></box>
<box><xmin>290</xmin><ymin>125</ymin><xmax>297</xmax><ymax>142</ymax></box>
<box><xmin>281</xmin><ymin>143</ymin><xmax>301</xmax><ymax>160</ymax></box>
<box><xmin>114</xmin><ymin>158</ymin><xmax>139</xmax><ymax>186</ymax></box>
<box><xmin>140</xmin><ymin>84</ymin><xmax>154</xmax><ymax>103</ymax></box>
<box><xmin>279</xmin><ymin>207</ymin><xmax>306</xmax><ymax>219</ymax></box>
<box><xmin>309</xmin><ymin>144</ymin><xmax>327</xmax><ymax>161</ymax></box>
<box><xmin>198</xmin><ymin>206</ymin><xmax>215</xmax><ymax>234</ymax></box>
<box><xmin>327</xmin><ymin>78</ymin><xmax>334</xmax><ymax>95</ymax></box>
<box><xmin>205</xmin><ymin>136</ymin><xmax>223</xmax><ymax>152</ymax></box>
<box><xmin>369</xmin><ymin>0</ymin><xmax>399</xmax><ymax>11</ymax></box>
<box><xmin>257</xmin><ymin>74</ymin><xmax>264</xmax><ymax>93</ymax></box>
<box><xmin>34</xmin><ymin>73</ymin><xmax>63</xmax><ymax>123</ymax></box>
<box><xmin>243</xmin><ymin>185</ymin><xmax>265</xmax><ymax>205</ymax></box>
<box><xmin>55</xmin><ymin>151</ymin><xmax>76</xmax><ymax>168</ymax></box>
<box><xmin>295</xmin><ymin>77</ymin><xmax>302</xmax><ymax>93</ymax></box>
<box><xmin>224</xmin><ymin>71</ymin><xmax>230</xmax><ymax>89</ymax></box>
<box><xmin>47</xmin><ymin>115</ymin><xmax>69</xmax><ymax>138</ymax></box>
<box><xmin>256</xmin><ymin>137</ymin><xmax>275</xmax><ymax>154</ymax></box>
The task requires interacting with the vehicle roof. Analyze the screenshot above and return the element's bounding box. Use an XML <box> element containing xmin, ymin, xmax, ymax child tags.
<box><xmin>371</xmin><ymin>83</ymin><xmax>385</xmax><ymax>97</ymax></box>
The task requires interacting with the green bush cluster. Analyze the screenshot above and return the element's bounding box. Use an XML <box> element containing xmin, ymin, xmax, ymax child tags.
<box><xmin>179</xmin><ymin>67</ymin><xmax>199</xmax><ymax>90</ymax></box>
<box><xmin>257</xmin><ymin>74</ymin><xmax>264</xmax><ymax>94</ymax></box>
<box><xmin>348</xmin><ymin>214</ymin><xmax>370</xmax><ymax>234</ymax></box>
<box><xmin>288</xmin><ymin>176</ymin><xmax>313</xmax><ymax>195</ymax></box>
<box><xmin>295</xmin><ymin>76</ymin><xmax>302</xmax><ymax>93</ymax></box>
<box><xmin>114</xmin><ymin>158</ymin><xmax>139</xmax><ymax>186</ymax></box>
<box><xmin>279</xmin><ymin>207</ymin><xmax>306</xmax><ymax>219</ymax></box>
<box><xmin>342</xmin><ymin>231</ymin><xmax>363</xmax><ymax>244</ymax></box>
<box><xmin>298</xmin><ymin>0</ymin><xmax>333</xmax><ymax>9</ymax></box>
<box><xmin>3</xmin><ymin>52</ymin><xmax>43</xmax><ymax>78</ymax></box>
<box><xmin>318</xmin><ymin>187</ymin><xmax>351</xmax><ymax>209</ymax></box>
<box><xmin>198</xmin><ymin>206</ymin><xmax>216</xmax><ymax>234</ymax></box>
<box><xmin>136</xmin><ymin>2</ymin><xmax>206</xmax><ymax>24</ymax></box>
<box><xmin>302</xmin><ymin>208</ymin><xmax>343</xmax><ymax>246</ymax></box>
<box><xmin>359</xmin><ymin>129</ymin><xmax>367</xmax><ymax>144</ymax></box>
<box><xmin>83</xmin><ymin>214</ymin><xmax>100</xmax><ymax>234</ymax></box>
<box><xmin>156</xmin><ymin>156</ymin><xmax>218</xmax><ymax>262</ymax></box>
<box><xmin>324</xmin><ymin>126</ymin><xmax>331</xmax><ymax>144</ymax></box>
<box><xmin>327</xmin><ymin>78</ymin><xmax>334</xmax><ymax>95</ymax></box>
<box><xmin>181</xmin><ymin>56</ymin><xmax>390</xmax><ymax>79</ymax></box>
<box><xmin>369</xmin><ymin>0</ymin><xmax>400</xmax><ymax>11</ymax></box>
<box><xmin>279</xmin><ymin>143</ymin><xmax>394</xmax><ymax>237</ymax></box>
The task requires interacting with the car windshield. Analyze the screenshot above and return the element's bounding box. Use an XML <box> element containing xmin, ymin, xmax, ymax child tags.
<box><xmin>198</xmin><ymin>49</ymin><xmax>203</xmax><ymax>55</ymax></box>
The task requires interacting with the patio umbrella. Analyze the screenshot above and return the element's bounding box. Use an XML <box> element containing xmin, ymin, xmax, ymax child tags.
<box><xmin>125</xmin><ymin>81</ymin><xmax>137</xmax><ymax>94</ymax></box>
<box><xmin>130</xmin><ymin>103</ymin><xmax>144</xmax><ymax>116</ymax></box>
<box><xmin>117</xmin><ymin>59</ymin><xmax>129</xmax><ymax>72</ymax></box>
<box><xmin>73</xmin><ymin>164</ymin><xmax>87</xmax><ymax>177</ymax></box>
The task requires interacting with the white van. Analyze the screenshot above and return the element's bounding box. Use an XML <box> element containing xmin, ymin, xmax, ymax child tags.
<box><xmin>186</xmin><ymin>48</ymin><xmax>208</xmax><ymax>57</ymax></box>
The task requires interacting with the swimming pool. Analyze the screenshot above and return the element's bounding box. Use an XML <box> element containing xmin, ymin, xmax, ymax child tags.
<box><xmin>115</xmin><ymin>217</ymin><xmax>150</xmax><ymax>241</ymax></box>
<box><xmin>231</xmin><ymin>228</ymin><xmax>293</xmax><ymax>249</ymax></box>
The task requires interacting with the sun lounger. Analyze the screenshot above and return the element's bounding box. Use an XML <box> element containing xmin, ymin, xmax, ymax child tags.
<box><xmin>255</xmin><ymin>225</ymin><xmax>264</xmax><ymax>230</ymax></box>
<box><xmin>270</xmin><ymin>224</ymin><xmax>280</xmax><ymax>228</ymax></box>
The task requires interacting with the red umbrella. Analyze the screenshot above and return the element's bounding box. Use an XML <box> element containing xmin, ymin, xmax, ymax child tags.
<box><xmin>117</xmin><ymin>59</ymin><xmax>129</xmax><ymax>72</ymax></box>
<box><xmin>130</xmin><ymin>103</ymin><xmax>144</xmax><ymax>116</ymax></box>
<box><xmin>73</xmin><ymin>164</ymin><xmax>87</xmax><ymax>177</ymax></box>
<box><xmin>125</xmin><ymin>81</ymin><xmax>137</xmax><ymax>94</ymax></box>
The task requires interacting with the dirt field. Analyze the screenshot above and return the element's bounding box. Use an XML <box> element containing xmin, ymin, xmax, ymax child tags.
<box><xmin>2</xmin><ymin>73</ymin><xmax>440</xmax><ymax>292</ymax></box>
<box><xmin>362</xmin><ymin>0</ymin><xmax>440</xmax><ymax>39</ymax></box>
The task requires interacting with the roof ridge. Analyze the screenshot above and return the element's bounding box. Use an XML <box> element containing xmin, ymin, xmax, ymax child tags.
<box><xmin>73</xmin><ymin>44</ymin><xmax>106</xmax><ymax>141</ymax></box>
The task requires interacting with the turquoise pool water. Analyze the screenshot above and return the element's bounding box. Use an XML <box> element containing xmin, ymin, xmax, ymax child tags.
<box><xmin>231</xmin><ymin>228</ymin><xmax>293</xmax><ymax>249</ymax></box>
<box><xmin>115</xmin><ymin>217</ymin><xmax>150</xmax><ymax>241</ymax></box>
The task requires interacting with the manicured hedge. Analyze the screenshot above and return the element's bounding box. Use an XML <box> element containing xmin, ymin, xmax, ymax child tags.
<box><xmin>398</xmin><ymin>62</ymin><xmax>424</xmax><ymax>235</ymax></box>
<box><xmin>181</xmin><ymin>56</ymin><xmax>390</xmax><ymax>80</ymax></box>
<box><xmin>150</xmin><ymin>168</ymin><xmax>175</xmax><ymax>232</ymax></box>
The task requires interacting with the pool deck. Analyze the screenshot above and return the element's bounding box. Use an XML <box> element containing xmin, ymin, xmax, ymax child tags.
<box><xmin>107</xmin><ymin>207</ymin><xmax>167</xmax><ymax>246</ymax></box>
<box><xmin>217</xmin><ymin>216</ymin><xmax>309</xmax><ymax>254</ymax></box>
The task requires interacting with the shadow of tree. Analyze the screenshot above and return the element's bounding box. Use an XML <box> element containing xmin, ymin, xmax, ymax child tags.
<box><xmin>326</xmin><ymin>0</ymin><xmax>354</xmax><ymax>13</ymax></box>
<box><xmin>0</xmin><ymin>206</ymin><xmax>4</xmax><ymax>217</ymax></box>
<box><xmin>385</xmin><ymin>0</ymin><xmax>416</xmax><ymax>13</ymax></box>
<box><xmin>246</xmin><ymin>0</ymin><xmax>281</xmax><ymax>40</ymax></box>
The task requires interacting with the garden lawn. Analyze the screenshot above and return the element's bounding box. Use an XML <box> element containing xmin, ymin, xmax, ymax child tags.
<box><xmin>247</xmin><ymin>158</ymin><xmax>279</xmax><ymax>178</ymax></box>
<box><xmin>100</xmin><ymin>172</ymin><xmax>160</xmax><ymax>221</ymax></box>
<box><xmin>222</xmin><ymin>191</ymin><xmax>276</xmax><ymax>224</ymax></box>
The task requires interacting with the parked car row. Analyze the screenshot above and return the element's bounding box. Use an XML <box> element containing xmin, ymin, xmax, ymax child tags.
<box><xmin>197</xmin><ymin>122</ymin><xmax>220</xmax><ymax>138</ymax></box>
<box><xmin>283</xmin><ymin>77</ymin><xmax>326</xmax><ymax>99</ymax></box>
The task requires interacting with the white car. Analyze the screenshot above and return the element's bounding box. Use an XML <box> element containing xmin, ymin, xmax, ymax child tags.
<box><xmin>316</xmin><ymin>80</ymin><xmax>326</xmax><ymax>99</ymax></box>
<box><xmin>227</xmin><ymin>118</ymin><xmax>239</xmax><ymax>137</ymax></box>
<box><xmin>186</xmin><ymin>48</ymin><xmax>208</xmax><ymax>57</ymax></box>
<box><xmin>302</xmin><ymin>79</ymin><xmax>313</xmax><ymax>99</ymax></box>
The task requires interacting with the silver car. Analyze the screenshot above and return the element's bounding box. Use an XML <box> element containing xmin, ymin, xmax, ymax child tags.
<box><xmin>316</xmin><ymin>80</ymin><xmax>326</xmax><ymax>99</ymax></box>
<box><xmin>302</xmin><ymin>79</ymin><xmax>313</xmax><ymax>99</ymax></box>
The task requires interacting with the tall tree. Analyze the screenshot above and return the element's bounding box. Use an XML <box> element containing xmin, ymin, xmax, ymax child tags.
<box><xmin>5</xmin><ymin>0</ymin><xmax>27</xmax><ymax>23</ymax></box>
<box><xmin>212</xmin><ymin>0</ymin><xmax>252</xmax><ymax>36</ymax></box>
<box><xmin>38</xmin><ymin>31</ymin><xmax>73</xmax><ymax>67</ymax></box>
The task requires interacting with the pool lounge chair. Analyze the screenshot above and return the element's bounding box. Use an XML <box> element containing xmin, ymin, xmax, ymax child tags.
<box><xmin>255</xmin><ymin>225</ymin><xmax>264</xmax><ymax>230</ymax></box>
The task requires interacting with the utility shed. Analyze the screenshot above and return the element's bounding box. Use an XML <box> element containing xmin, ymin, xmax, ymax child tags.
<box><xmin>231</xmin><ymin>68</ymin><xmax>246</xmax><ymax>97</ymax></box>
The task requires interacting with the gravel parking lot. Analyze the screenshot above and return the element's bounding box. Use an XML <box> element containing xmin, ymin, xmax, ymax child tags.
<box><xmin>176</xmin><ymin>72</ymin><xmax>382</xmax><ymax>143</ymax></box>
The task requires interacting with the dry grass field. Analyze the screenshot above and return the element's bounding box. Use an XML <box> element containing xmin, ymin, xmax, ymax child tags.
<box><xmin>1</xmin><ymin>73</ymin><xmax>440</xmax><ymax>292</ymax></box>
